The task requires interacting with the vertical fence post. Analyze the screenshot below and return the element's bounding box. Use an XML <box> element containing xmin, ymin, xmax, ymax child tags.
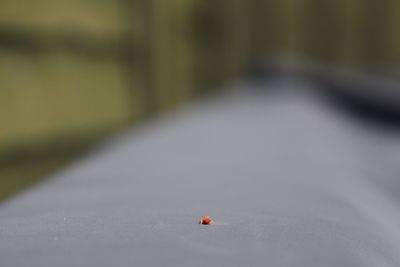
<box><xmin>361</xmin><ymin>0</ymin><xmax>399</xmax><ymax>72</ymax></box>
<box><xmin>333</xmin><ymin>0</ymin><xmax>364</xmax><ymax>69</ymax></box>
<box><xmin>190</xmin><ymin>0</ymin><xmax>228</xmax><ymax>92</ymax></box>
<box><xmin>224</xmin><ymin>0</ymin><xmax>252</xmax><ymax>78</ymax></box>
<box><xmin>281</xmin><ymin>0</ymin><xmax>308</xmax><ymax>59</ymax></box>
<box><xmin>121</xmin><ymin>0</ymin><xmax>157</xmax><ymax>117</ymax></box>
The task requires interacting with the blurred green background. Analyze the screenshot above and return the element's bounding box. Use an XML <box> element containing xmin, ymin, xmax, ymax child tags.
<box><xmin>0</xmin><ymin>0</ymin><xmax>399</xmax><ymax>201</ymax></box>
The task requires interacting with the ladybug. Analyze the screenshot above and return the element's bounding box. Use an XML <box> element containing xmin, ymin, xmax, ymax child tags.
<box><xmin>199</xmin><ymin>216</ymin><xmax>214</xmax><ymax>225</ymax></box>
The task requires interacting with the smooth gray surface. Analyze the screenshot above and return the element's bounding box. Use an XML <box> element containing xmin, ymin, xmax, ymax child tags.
<box><xmin>1</xmin><ymin>80</ymin><xmax>400</xmax><ymax>266</ymax></box>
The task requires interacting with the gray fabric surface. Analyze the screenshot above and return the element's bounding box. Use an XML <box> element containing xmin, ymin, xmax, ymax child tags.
<box><xmin>1</xmin><ymin>80</ymin><xmax>400</xmax><ymax>266</ymax></box>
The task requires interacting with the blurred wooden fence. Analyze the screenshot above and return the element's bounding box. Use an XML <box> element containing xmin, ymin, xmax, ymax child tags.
<box><xmin>0</xmin><ymin>0</ymin><xmax>399</xmax><ymax>199</ymax></box>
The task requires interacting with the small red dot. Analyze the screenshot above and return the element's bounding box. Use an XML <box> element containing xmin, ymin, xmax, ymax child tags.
<box><xmin>199</xmin><ymin>216</ymin><xmax>214</xmax><ymax>225</ymax></box>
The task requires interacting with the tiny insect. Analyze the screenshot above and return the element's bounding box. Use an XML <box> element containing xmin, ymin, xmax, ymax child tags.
<box><xmin>199</xmin><ymin>216</ymin><xmax>214</xmax><ymax>225</ymax></box>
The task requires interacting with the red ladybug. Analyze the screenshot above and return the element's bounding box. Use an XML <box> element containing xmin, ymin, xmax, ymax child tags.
<box><xmin>199</xmin><ymin>216</ymin><xmax>214</xmax><ymax>225</ymax></box>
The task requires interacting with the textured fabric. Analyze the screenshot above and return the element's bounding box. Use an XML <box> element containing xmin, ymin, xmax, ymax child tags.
<box><xmin>1</xmin><ymin>80</ymin><xmax>400</xmax><ymax>267</ymax></box>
